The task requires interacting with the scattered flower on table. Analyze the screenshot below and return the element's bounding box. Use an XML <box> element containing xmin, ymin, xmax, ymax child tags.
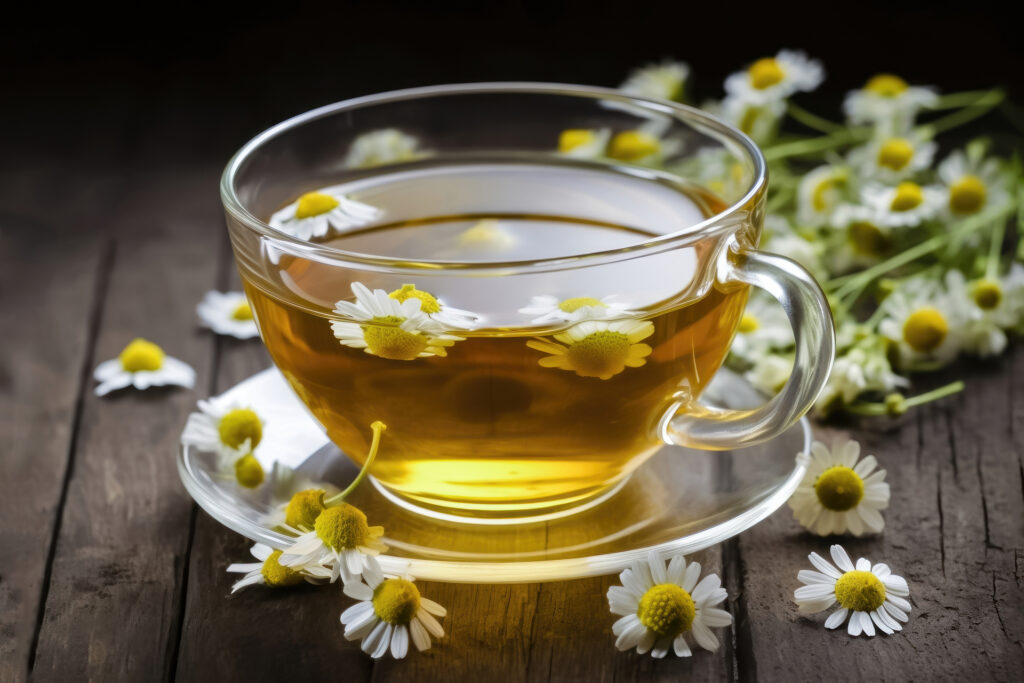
<box><xmin>181</xmin><ymin>398</ymin><xmax>264</xmax><ymax>463</ymax></box>
<box><xmin>345</xmin><ymin>129</ymin><xmax>425</xmax><ymax>168</ymax></box>
<box><xmin>847</xmin><ymin>132</ymin><xmax>936</xmax><ymax>183</ymax></box>
<box><xmin>843</xmin><ymin>74</ymin><xmax>937</xmax><ymax>136</ymax></box>
<box><xmin>789</xmin><ymin>440</ymin><xmax>890</xmax><ymax>536</ymax></box>
<box><xmin>197</xmin><ymin>290</ymin><xmax>259</xmax><ymax>339</ymax></box>
<box><xmin>341</xmin><ymin>556</ymin><xmax>447</xmax><ymax>659</ymax></box>
<box><xmin>608</xmin><ymin>550</ymin><xmax>732</xmax><ymax>658</ymax></box>
<box><xmin>331</xmin><ymin>282</ymin><xmax>467</xmax><ymax>360</ymax></box>
<box><xmin>724</xmin><ymin>50</ymin><xmax>824</xmax><ymax>105</ymax></box>
<box><xmin>878</xmin><ymin>277</ymin><xmax>963</xmax><ymax>370</ymax></box>
<box><xmin>857</xmin><ymin>181</ymin><xmax>946</xmax><ymax>228</ymax></box>
<box><xmin>620</xmin><ymin>59</ymin><xmax>690</xmax><ymax>102</ymax></box>
<box><xmin>797</xmin><ymin>165</ymin><xmax>850</xmax><ymax>228</ymax></box>
<box><xmin>269</xmin><ymin>186</ymin><xmax>380</xmax><ymax>241</ymax></box>
<box><xmin>937</xmin><ymin>148</ymin><xmax>1009</xmax><ymax>217</ymax></box>
<box><xmin>795</xmin><ymin>544</ymin><xmax>911</xmax><ymax>636</ymax></box>
<box><xmin>94</xmin><ymin>338</ymin><xmax>195</xmax><ymax>397</ymax></box>
<box><xmin>527</xmin><ymin>319</ymin><xmax>654</xmax><ymax>380</ymax></box>
<box><xmin>279</xmin><ymin>502</ymin><xmax>388</xmax><ymax>584</ymax></box>
<box><xmin>227</xmin><ymin>543</ymin><xmax>330</xmax><ymax>593</ymax></box>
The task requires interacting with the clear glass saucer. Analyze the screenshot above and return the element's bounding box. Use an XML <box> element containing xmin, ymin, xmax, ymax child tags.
<box><xmin>179</xmin><ymin>367</ymin><xmax>810</xmax><ymax>583</ymax></box>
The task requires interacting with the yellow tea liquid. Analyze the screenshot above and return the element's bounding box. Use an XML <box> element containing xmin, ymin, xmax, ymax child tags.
<box><xmin>242</xmin><ymin>162</ymin><xmax>750</xmax><ymax>517</ymax></box>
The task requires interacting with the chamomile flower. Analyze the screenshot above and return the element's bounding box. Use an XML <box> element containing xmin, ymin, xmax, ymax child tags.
<box><xmin>226</xmin><ymin>543</ymin><xmax>330</xmax><ymax>593</ymax></box>
<box><xmin>385</xmin><ymin>283</ymin><xmax>479</xmax><ymax>329</ymax></box>
<box><xmin>729</xmin><ymin>293</ymin><xmax>793</xmax><ymax>361</ymax></box>
<box><xmin>557</xmin><ymin>128</ymin><xmax>612</xmax><ymax>159</ymax></box>
<box><xmin>269</xmin><ymin>187</ymin><xmax>381</xmax><ymax>241</ymax></box>
<box><xmin>878</xmin><ymin>278</ymin><xmax>962</xmax><ymax>369</ymax></box>
<box><xmin>848</xmin><ymin>133</ymin><xmax>936</xmax><ymax>183</ymax></box>
<box><xmin>827</xmin><ymin>207</ymin><xmax>894</xmax><ymax>270</ymax></box>
<box><xmin>93</xmin><ymin>338</ymin><xmax>196</xmax><ymax>397</ymax></box>
<box><xmin>794</xmin><ymin>544</ymin><xmax>911</xmax><ymax>636</ymax></box>
<box><xmin>744</xmin><ymin>352</ymin><xmax>793</xmax><ymax>396</ymax></box>
<box><xmin>843</xmin><ymin>74</ymin><xmax>937</xmax><ymax>136</ymax></box>
<box><xmin>789</xmin><ymin>440</ymin><xmax>890</xmax><ymax>536</ymax></box>
<box><xmin>345</xmin><ymin>129</ymin><xmax>424</xmax><ymax>168</ymax></box>
<box><xmin>944</xmin><ymin>268</ymin><xmax>1024</xmax><ymax>357</ymax></box>
<box><xmin>526</xmin><ymin>319</ymin><xmax>654</xmax><ymax>380</ymax></box>
<box><xmin>816</xmin><ymin>336</ymin><xmax>907</xmax><ymax>415</ymax></box>
<box><xmin>763</xmin><ymin>231</ymin><xmax>828</xmax><ymax>283</ymax></box>
<box><xmin>724</xmin><ymin>50</ymin><xmax>824</xmax><ymax>105</ymax></box>
<box><xmin>797</xmin><ymin>164</ymin><xmax>851</xmax><ymax>228</ymax></box>
<box><xmin>620</xmin><ymin>59</ymin><xmax>690</xmax><ymax>101</ymax></box>
<box><xmin>196</xmin><ymin>290</ymin><xmax>259</xmax><ymax>339</ymax></box>
<box><xmin>937</xmin><ymin>149</ymin><xmax>1009</xmax><ymax>217</ymax></box>
<box><xmin>608</xmin><ymin>550</ymin><xmax>732</xmax><ymax>658</ymax></box>
<box><xmin>858</xmin><ymin>182</ymin><xmax>945</xmax><ymax>228</ymax></box>
<box><xmin>278</xmin><ymin>502</ymin><xmax>388</xmax><ymax>584</ymax></box>
<box><xmin>718</xmin><ymin>95</ymin><xmax>787</xmax><ymax>145</ymax></box>
<box><xmin>606</xmin><ymin>126</ymin><xmax>681</xmax><ymax>165</ymax></box>
<box><xmin>340</xmin><ymin>557</ymin><xmax>447</xmax><ymax>659</ymax></box>
<box><xmin>518</xmin><ymin>294</ymin><xmax>635</xmax><ymax>324</ymax></box>
<box><xmin>331</xmin><ymin>283</ymin><xmax>464</xmax><ymax>361</ymax></box>
<box><xmin>181</xmin><ymin>398</ymin><xmax>265</xmax><ymax>462</ymax></box>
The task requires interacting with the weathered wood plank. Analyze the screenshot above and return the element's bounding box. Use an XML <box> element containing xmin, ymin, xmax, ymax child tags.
<box><xmin>733</xmin><ymin>359</ymin><xmax>1024</xmax><ymax>682</ymax></box>
<box><xmin>29</xmin><ymin>166</ymin><xmax>224</xmax><ymax>682</ymax></box>
<box><xmin>0</xmin><ymin>157</ymin><xmax>128</xmax><ymax>683</ymax></box>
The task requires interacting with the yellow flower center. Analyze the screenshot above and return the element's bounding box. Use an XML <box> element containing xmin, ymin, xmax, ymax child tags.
<box><xmin>119</xmin><ymin>338</ymin><xmax>165</xmax><ymax>372</ymax></box>
<box><xmin>388</xmin><ymin>284</ymin><xmax>441</xmax><ymax>314</ymax></box>
<box><xmin>902</xmin><ymin>307</ymin><xmax>948</xmax><ymax>353</ymax></box>
<box><xmin>834</xmin><ymin>570</ymin><xmax>886</xmax><ymax>612</ymax></box>
<box><xmin>565</xmin><ymin>330</ymin><xmax>633</xmax><ymax>378</ymax></box>
<box><xmin>814</xmin><ymin>466</ymin><xmax>865</xmax><ymax>511</ymax></box>
<box><xmin>558</xmin><ymin>297</ymin><xmax>606</xmax><ymax>313</ymax></box>
<box><xmin>738</xmin><ymin>313</ymin><xmax>760</xmax><ymax>333</ymax></box>
<box><xmin>285</xmin><ymin>489</ymin><xmax>327</xmax><ymax>529</ymax></box>
<box><xmin>864</xmin><ymin>74</ymin><xmax>909</xmax><ymax>97</ymax></box>
<box><xmin>372</xmin><ymin>578</ymin><xmax>421</xmax><ymax>625</ymax></box>
<box><xmin>294</xmin><ymin>192</ymin><xmax>340</xmax><ymax>219</ymax></box>
<box><xmin>971</xmin><ymin>279</ymin><xmax>1003</xmax><ymax>310</ymax></box>
<box><xmin>848</xmin><ymin>221</ymin><xmax>890</xmax><ymax>256</ymax></box>
<box><xmin>231</xmin><ymin>301</ymin><xmax>254</xmax><ymax>320</ymax></box>
<box><xmin>889</xmin><ymin>182</ymin><xmax>924</xmax><ymax>212</ymax></box>
<box><xmin>608</xmin><ymin>131</ymin><xmax>661</xmax><ymax>161</ymax></box>
<box><xmin>260</xmin><ymin>549</ymin><xmax>305</xmax><ymax>587</ymax></box>
<box><xmin>948</xmin><ymin>175</ymin><xmax>987</xmax><ymax>215</ymax></box>
<box><xmin>234</xmin><ymin>454</ymin><xmax>265</xmax><ymax>489</ymax></box>
<box><xmin>362</xmin><ymin>316</ymin><xmax>429</xmax><ymax>360</ymax></box>
<box><xmin>812</xmin><ymin>176</ymin><xmax>845</xmax><ymax>212</ymax></box>
<box><xmin>748</xmin><ymin>57</ymin><xmax>785</xmax><ymax>90</ymax></box>
<box><xmin>218</xmin><ymin>408</ymin><xmax>263</xmax><ymax>450</ymax></box>
<box><xmin>877</xmin><ymin>138</ymin><xmax>915</xmax><ymax>171</ymax></box>
<box><xmin>637</xmin><ymin>584</ymin><xmax>696</xmax><ymax>637</ymax></box>
<box><xmin>314</xmin><ymin>503</ymin><xmax>370</xmax><ymax>551</ymax></box>
<box><xmin>558</xmin><ymin>129</ymin><xmax>600</xmax><ymax>154</ymax></box>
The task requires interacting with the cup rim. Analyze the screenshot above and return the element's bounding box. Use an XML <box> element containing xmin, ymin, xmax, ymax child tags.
<box><xmin>220</xmin><ymin>82</ymin><xmax>767</xmax><ymax>273</ymax></box>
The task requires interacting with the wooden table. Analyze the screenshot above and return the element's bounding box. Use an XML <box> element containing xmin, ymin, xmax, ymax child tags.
<box><xmin>3</xmin><ymin>95</ymin><xmax>1023</xmax><ymax>683</ymax></box>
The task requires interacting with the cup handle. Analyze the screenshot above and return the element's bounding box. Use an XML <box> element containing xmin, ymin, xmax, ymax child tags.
<box><xmin>661</xmin><ymin>242</ymin><xmax>835</xmax><ymax>450</ymax></box>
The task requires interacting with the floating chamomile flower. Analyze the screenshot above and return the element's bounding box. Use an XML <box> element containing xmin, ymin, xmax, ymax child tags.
<box><xmin>797</xmin><ymin>165</ymin><xmax>850</xmax><ymax>228</ymax></box>
<box><xmin>227</xmin><ymin>543</ymin><xmax>330</xmax><ymax>593</ymax></box>
<box><xmin>794</xmin><ymin>544</ymin><xmax>911</xmax><ymax>636</ymax></box>
<box><xmin>341</xmin><ymin>556</ymin><xmax>447</xmax><ymax>659</ymax></box>
<box><xmin>196</xmin><ymin>290</ymin><xmax>259</xmax><ymax>339</ymax></box>
<box><xmin>937</xmin><ymin>149</ymin><xmax>1008</xmax><ymax>217</ymax></box>
<box><xmin>557</xmin><ymin>128</ymin><xmax>611</xmax><ymax>159</ymax></box>
<box><xmin>386</xmin><ymin>283</ymin><xmax>479</xmax><ymax>330</ymax></box>
<box><xmin>789</xmin><ymin>439</ymin><xmax>890</xmax><ymax>536</ymax></box>
<box><xmin>857</xmin><ymin>182</ymin><xmax>945</xmax><ymax>228</ymax></box>
<box><xmin>345</xmin><ymin>129</ymin><xmax>424</xmax><ymax>168</ymax></box>
<box><xmin>944</xmin><ymin>268</ymin><xmax>1024</xmax><ymax>357</ymax></box>
<box><xmin>724</xmin><ymin>50</ymin><xmax>824</xmax><ymax>105</ymax></box>
<box><xmin>519</xmin><ymin>294</ymin><xmax>635</xmax><ymax>324</ymax></box>
<box><xmin>816</xmin><ymin>336</ymin><xmax>907</xmax><ymax>415</ymax></box>
<box><xmin>608</xmin><ymin>550</ymin><xmax>731</xmax><ymax>658</ymax></box>
<box><xmin>843</xmin><ymin>74</ymin><xmax>937</xmax><ymax>136</ymax></box>
<box><xmin>848</xmin><ymin>133</ymin><xmax>936</xmax><ymax>183</ymax></box>
<box><xmin>719</xmin><ymin>95</ymin><xmax>787</xmax><ymax>145</ymax></box>
<box><xmin>93</xmin><ymin>338</ymin><xmax>196</xmax><ymax>397</ymax></box>
<box><xmin>620</xmin><ymin>59</ymin><xmax>690</xmax><ymax>101</ymax></box>
<box><xmin>331</xmin><ymin>283</ymin><xmax>465</xmax><ymax>361</ymax></box>
<box><xmin>269</xmin><ymin>187</ymin><xmax>381</xmax><ymax>241</ymax></box>
<box><xmin>878</xmin><ymin>278</ymin><xmax>962</xmax><ymax>369</ymax></box>
<box><xmin>279</xmin><ymin>502</ymin><xmax>388</xmax><ymax>584</ymax></box>
<box><xmin>729</xmin><ymin>293</ymin><xmax>793</xmax><ymax>362</ymax></box>
<box><xmin>456</xmin><ymin>219</ymin><xmax>516</xmax><ymax>252</ymax></box>
<box><xmin>527</xmin><ymin>319</ymin><xmax>654</xmax><ymax>380</ymax></box>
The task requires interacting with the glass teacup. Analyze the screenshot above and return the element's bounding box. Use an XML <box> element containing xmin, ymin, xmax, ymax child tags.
<box><xmin>221</xmin><ymin>84</ymin><xmax>834</xmax><ymax>521</ymax></box>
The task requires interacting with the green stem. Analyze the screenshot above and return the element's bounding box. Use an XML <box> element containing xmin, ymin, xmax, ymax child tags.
<box><xmin>786</xmin><ymin>102</ymin><xmax>844</xmax><ymax>133</ymax></box>
<box><xmin>845</xmin><ymin>381</ymin><xmax>965</xmax><ymax>416</ymax></box>
<box><xmin>933</xmin><ymin>90</ymin><xmax>1003</xmax><ymax>110</ymax></box>
<box><xmin>766</xmin><ymin>184</ymin><xmax>796</xmax><ymax>213</ymax></box>
<box><xmin>917</xmin><ymin>89</ymin><xmax>1005</xmax><ymax>137</ymax></box>
<box><xmin>985</xmin><ymin>218</ymin><xmax>1006</xmax><ymax>280</ymax></box>
<box><xmin>324</xmin><ymin>421</ymin><xmax>387</xmax><ymax>506</ymax></box>
<box><xmin>762</xmin><ymin>128</ymin><xmax>872</xmax><ymax>161</ymax></box>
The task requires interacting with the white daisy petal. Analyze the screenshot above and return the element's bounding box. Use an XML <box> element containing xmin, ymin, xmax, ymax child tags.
<box><xmin>831</xmin><ymin>545</ymin><xmax>855</xmax><ymax>572</ymax></box>
<box><xmin>824</xmin><ymin>607</ymin><xmax>849</xmax><ymax>629</ymax></box>
<box><xmin>673</xmin><ymin>634</ymin><xmax>692</xmax><ymax>657</ymax></box>
<box><xmin>808</xmin><ymin>552</ymin><xmax>842</xmax><ymax>579</ymax></box>
<box><xmin>409</xmin><ymin>618</ymin><xmax>431</xmax><ymax>651</ymax></box>
<box><xmin>391</xmin><ymin>624</ymin><xmax>409</xmax><ymax>659</ymax></box>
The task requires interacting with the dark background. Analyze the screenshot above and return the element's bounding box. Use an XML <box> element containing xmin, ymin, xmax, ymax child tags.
<box><xmin>3</xmin><ymin>0</ymin><xmax>1022</xmax><ymax>171</ymax></box>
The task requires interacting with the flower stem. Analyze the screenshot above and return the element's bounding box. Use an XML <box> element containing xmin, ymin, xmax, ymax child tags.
<box><xmin>917</xmin><ymin>89</ymin><xmax>1005</xmax><ymax>137</ymax></box>
<box><xmin>845</xmin><ymin>381</ymin><xmax>965</xmax><ymax>416</ymax></box>
<box><xmin>786</xmin><ymin>102</ymin><xmax>844</xmax><ymax>133</ymax></box>
<box><xmin>324</xmin><ymin>421</ymin><xmax>387</xmax><ymax>506</ymax></box>
<box><xmin>762</xmin><ymin>128</ymin><xmax>872</xmax><ymax>161</ymax></box>
<box><xmin>985</xmin><ymin>217</ymin><xmax>1006</xmax><ymax>280</ymax></box>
